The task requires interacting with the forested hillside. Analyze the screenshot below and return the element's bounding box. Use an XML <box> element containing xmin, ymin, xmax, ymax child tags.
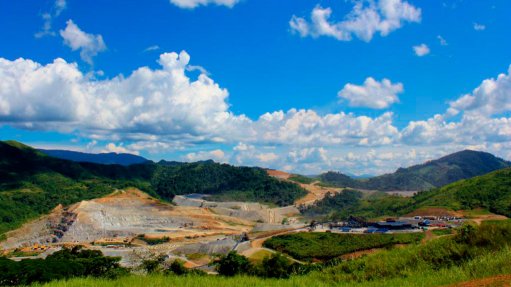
<box><xmin>305</xmin><ymin>168</ymin><xmax>511</xmax><ymax>220</ymax></box>
<box><xmin>301</xmin><ymin>189</ymin><xmax>413</xmax><ymax>220</ymax></box>
<box><xmin>0</xmin><ymin>141</ymin><xmax>306</xmax><ymax>237</ymax></box>
<box><xmin>413</xmin><ymin>167</ymin><xmax>511</xmax><ymax>217</ymax></box>
<box><xmin>320</xmin><ymin>150</ymin><xmax>510</xmax><ymax>191</ymax></box>
<box><xmin>151</xmin><ymin>161</ymin><xmax>307</xmax><ymax>206</ymax></box>
<box><xmin>0</xmin><ymin>141</ymin><xmax>156</xmax><ymax>237</ymax></box>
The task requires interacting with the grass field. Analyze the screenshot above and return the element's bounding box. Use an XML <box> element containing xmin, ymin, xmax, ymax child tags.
<box><xmin>263</xmin><ymin>232</ymin><xmax>424</xmax><ymax>260</ymax></box>
<box><xmin>431</xmin><ymin>228</ymin><xmax>453</xmax><ymax>236</ymax></box>
<box><xmin>32</xmin><ymin>247</ymin><xmax>511</xmax><ymax>287</ymax></box>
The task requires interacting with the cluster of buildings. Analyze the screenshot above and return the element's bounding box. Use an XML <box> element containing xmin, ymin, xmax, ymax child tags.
<box><xmin>321</xmin><ymin>215</ymin><xmax>464</xmax><ymax>234</ymax></box>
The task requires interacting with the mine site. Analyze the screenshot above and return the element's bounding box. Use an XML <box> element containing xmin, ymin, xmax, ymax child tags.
<box><xmin>0</xmin><ymin>171</ymin><xmax>315</xmax><ymax>269</ymax></box>
<box><xmin>2</xmin><ymin>3</ymin><xmax>511</xmax><ymax>284</ymax></box>
<box><xmin>1</xmin><ymin>168</ymin><xmax>486</xmax><ymax>273</ymax></box>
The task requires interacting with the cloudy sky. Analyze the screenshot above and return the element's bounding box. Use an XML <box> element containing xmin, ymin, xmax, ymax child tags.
<box><xmin>1</xmin><ymin>0</ymin><xmax>511</xmax><ymax>175</ymax></box>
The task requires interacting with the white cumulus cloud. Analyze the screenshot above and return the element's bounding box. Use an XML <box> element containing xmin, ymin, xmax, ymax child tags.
<box><xmin>60</xmin><ymin>20</ymin><xmax>107</xmax><ymax>64</ymax></box>
<box><xmin>413</xmin><ymin>43</ymin><xmax>430</xmax><ymax>56</ymax></box>
<box><xmin>2</xmin><ymin>52</ymin><xmax>511</xmax><ymax>174</ymax></box>
<box><xmin>290</xmin><ymin>0</ymin><xmax>421</xmax><ymax>42</ymax></box>
<box><xmin>449</xmin><ymin>65</ymin><xmax>511</xmax><ymax>117</ymax></box>
<box><xmin>338</xmin><ymin>77</ymin><xmax>403</xmax><ymax>109</ymax></box>
<box><xmin>185</xmin><ymin>149</ymin><xmax>225</xmax><ymax>161</ymax></box>
<box><xmin>103</xmin><ymin>143</ymin><xmax>140</xmax><ymax>155</ymax></box>
<box><xmin>0</xmin><ymin>51</ymin><xmax>245</xmax><ymax>143</ymax></box>
<box><xmin>402</xmin><ymin>66</ymin><xmax>511</xmax><ymax>146</ymax></box>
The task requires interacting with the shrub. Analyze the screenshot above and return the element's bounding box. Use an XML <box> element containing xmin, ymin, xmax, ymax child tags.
<box><xmin>0</xmin><ymin>246</ymin><xmax>126</xmax><ymax>286</ymax></box>
<box><xmin>259</xmin><ymin>253</ymin><xmax>293</xmax><ymax>279</ymax></box>
<box><xmin>213</xmin><ymin>251</ymin><xmax>253</xmax><ymax>276</ymax></box>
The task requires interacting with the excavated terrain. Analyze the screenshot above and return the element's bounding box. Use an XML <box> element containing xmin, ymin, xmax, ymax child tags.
<box><xmin>0</xmin><ymin>188</ymin><xmax>306</xmax><ymax>267</ymax></box>
<box><xmin>1</xmin><ymin>189</ymin><xmax>255</xmax><ymax>249</ymax></box>
<box><xmin>172</xmin><ymin>195</ymin><xmax>300</xmax><ymax>224</ymax></box>
<box><xmin>266</xmin><ymin>169</ymin><xmax>344</xmax><ymax>206</ymax></box>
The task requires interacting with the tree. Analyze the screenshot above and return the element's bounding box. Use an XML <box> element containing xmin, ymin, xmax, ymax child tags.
<box><xmin>260</xmin><ymin>253</ymin><xmax>293</xmax><ymax>278</ymax></box>
<box><xmin>214</xmin><ymin>251</ymin><xmax>252</xmax><ymax>276</ymax></box>
<box><xmin>168</xmin><ymin>259</ymin><xmax>187</xmax><ymax>275</ymax></box>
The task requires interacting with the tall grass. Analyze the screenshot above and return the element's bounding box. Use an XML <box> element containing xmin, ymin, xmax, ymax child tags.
<box><xmin>34</xmin><ymin>247</ymin><xmax>511</xmax><ymax>287</ymax></box>
<box><xmin>31</xmin><ymin>221</ymin><xmax>511</xmax><ymax>287</ymax></box>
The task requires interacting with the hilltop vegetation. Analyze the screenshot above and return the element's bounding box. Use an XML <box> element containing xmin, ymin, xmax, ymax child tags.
<box><xmin>304</xmin><ymin>168</ymin><xmax>511</xmax><ymax>220</ymax></box>
<box><xmin>413</xmin><ymin>167</ymin><xmax>511</xmax><ymax>217</ymax></box>
<box><xmin>320</xmin><ymin>150</ymin><xmax>510</xmax><ymax>191</ymax></box>
<box><xmin>301</xmin><ymin>189</ymin><xmax>413</xmax><ymax>220</ymax></box>
<box><xmin>152</xmin><ymin>161</ymin><xmax>306</xmax><ymax>206</ymax></box>
<box><xmin>0</xmin><ymin>141</ymin><xmax>306</xmax><ymax>237</ymax></box>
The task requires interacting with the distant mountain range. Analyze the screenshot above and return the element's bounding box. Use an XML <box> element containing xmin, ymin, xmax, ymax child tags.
<box><xmin>39</xmin><ymin>149</ymin><xmax>151</xmax><ymax>166</ymax></box>
<box><xmin>320</xmin><ymin>150</ymin><xmax>511</xmax><ymax>191</ymax></box>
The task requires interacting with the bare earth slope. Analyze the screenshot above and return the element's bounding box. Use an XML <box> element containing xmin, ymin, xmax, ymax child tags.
<box><xmin>1</xmin><ymin>189</ymin><xmax>255</xmax><ymax>249</ymax></box>
<box><xmin>266</xmin><ymin>169</ymin><xmax>344</xmax><ymax>206</ymax></box>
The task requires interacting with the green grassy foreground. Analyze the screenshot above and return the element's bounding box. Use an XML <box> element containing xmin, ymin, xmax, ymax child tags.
<box><xmin>33</xmin><ymin>247</ymin><xmax>511</xmax><ymax>287</ymax></box>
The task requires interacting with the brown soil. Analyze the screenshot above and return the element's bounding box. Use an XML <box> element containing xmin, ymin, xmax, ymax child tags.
<box><xmin>340</xmin><ymin>248</ymin><xmax>381</xmax><ymax>260</ymax></box>
<box><xmin>422</xmin><ymin>230</ymin><xmax>435</xmax><ymax>243</ymax></box>
<box><xmin>294</xmin><ymin>181</ymin><xmax>344</xmax><ymax>206</ymax></box>
<box><xmin>405</xmin><ymin>207</ymin><xmax>464</xmax><ymax>217</ymax></box>
<box><xmin>266</xmin><ymin>169</ymin><xmax>291</xmax><ymax>179</ymax></box>
<box><xmin>266</xmin><ymin>169</ymin><xmax>343</xmax><ymax>206</ymax></box>
<box><xmin>467</xmin><ymin>214</ymin><xmax>508</xmax><ymax>225</ymax></box>
<box><xmin>445</xmin><ymin>274</ymin><xmax>511</xmax><ymax>287</ymax></box>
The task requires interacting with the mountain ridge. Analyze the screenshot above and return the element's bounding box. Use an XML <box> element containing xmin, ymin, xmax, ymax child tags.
<box><xmin>39</xmin><ymin>149</ymin><xmax>151</xmax><ymax>166</ymax></box>
<box><xmin>320</xmin><ymin>150</ymin><xmax>511</xmax><ymax>191</ymax></box>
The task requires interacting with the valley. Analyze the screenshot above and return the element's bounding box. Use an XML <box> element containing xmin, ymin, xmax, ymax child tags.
<box><xmin>0</xmin><ymin>141</ymin><xmax>510</xmax><ymax>286</ymax></box>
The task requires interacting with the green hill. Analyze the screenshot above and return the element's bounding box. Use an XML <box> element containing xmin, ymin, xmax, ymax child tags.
<box><xmin>413</xmin><ymin>167</ymin><xmax>511</xmax><ymax>217</ymax></box>
<box><xmin>0</xmin><ymin>141</ymin><xmax>306</xmax><ymax>237</ymax></box>
<box><xmin>320</xmin><ymin>150</ymin><xmax>510</xmax><ymax>191</ymax></box>
<box><xmin>305</xmin><ymin>168</ymin><xmax>511</xmax><ymax>220</ymax></box>
<box><xmin>152</xmin><ymin>161</ymin><xmax>306</xmax><ymax>206</ymax></box>
<box><xmin>0</xmin><ymin>141</ymin><xmax>156</xmax><ymax>237</ymax></box>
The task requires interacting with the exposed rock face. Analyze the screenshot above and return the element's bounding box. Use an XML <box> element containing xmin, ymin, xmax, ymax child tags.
<box><xmin>2</xmin><ymin>189</ymin><xmax>255</xmax><ymax>249</ymax></box>
<box><xmin>0</xmin><ymin>205</ymin><xmax>72</xmax><ymax>249</ymax></box>
<box><xmin>173</xmin><ymin>238</ymin><xmax>238</xmax><ymax>255</ymax></box>
<box><xmin>173</xmin><ymin>195</ymin><xmax>300</xmax><ymax>224</ymax></box>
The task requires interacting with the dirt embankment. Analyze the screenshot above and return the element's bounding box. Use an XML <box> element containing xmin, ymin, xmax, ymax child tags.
<box><xmin>406</xmin><ymin>207</ymin><xmax>464</xmax><ymax>218</ymax></box>
<box><xmin>294</xmin><ymin>181</ymin><xmax>344</xmax><ymax>206</ymax></box>
<box><xmin>445</xmin><ymin>275</ymin><xmax>511</xmax><ymax>287</ymax></box>
<box><xmin>266</xmin><ymin>169</ymin><xmax>344</xmax><ymax>206</ymax></box>
<box><xmin>266</xmin><ymin>169</ymin><xmax>292</xmax><ymax>179</ymax></box>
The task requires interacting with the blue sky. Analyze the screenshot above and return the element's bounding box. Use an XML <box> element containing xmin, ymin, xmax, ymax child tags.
<box><xmin>1</xmin><ymin>0</ymin><xmax>511</xmax><ymax>175</ymax></box>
